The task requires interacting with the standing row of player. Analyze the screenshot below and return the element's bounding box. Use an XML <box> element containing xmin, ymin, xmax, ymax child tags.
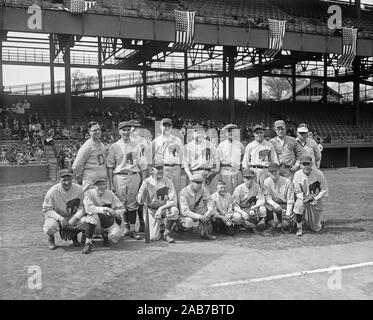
<box><xmin>42</xmin><ymin>118</ymin><xmax>328</xmax><ymax>254</ymax></box>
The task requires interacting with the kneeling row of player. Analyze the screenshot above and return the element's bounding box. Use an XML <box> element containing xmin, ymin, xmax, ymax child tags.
<box><xmin>42</xmin><ymin>155</ymin><xmax>328</xmax><ymax>254</ymax></box>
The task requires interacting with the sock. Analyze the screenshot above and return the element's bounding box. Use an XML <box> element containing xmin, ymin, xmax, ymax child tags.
<box><xmin>296</xmin><ymin>214</ymin><xmax>303</xmax><ymax>223</ymax></box>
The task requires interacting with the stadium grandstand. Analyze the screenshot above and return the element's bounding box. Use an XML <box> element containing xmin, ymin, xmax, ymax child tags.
<box><xmin>1</xmin><ymin>0</ymin><xmax>373</xmax><ymax>175</ymax></box>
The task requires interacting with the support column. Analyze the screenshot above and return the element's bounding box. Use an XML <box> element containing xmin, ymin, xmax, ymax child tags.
<box><xmin>323</xmin><ymin>53</ymin><xmax>328</xmax><ymax>103</ymax></box>
<box><xmin>227</xmin><ymin>46</ymin><xmax>236</xmax><ymax>122</ymax></box>
<box><xmin>223</xmin><ymin>47</ymin><xmax>227</xmax><ymax>101</ymax></box>
<box><xmin>347</xmin><ymin>147</ymin><xmax>351</xmax><ymax>167</ymax></box>
<box><xmin>97</xmin><ymin>37</ymin><xmax>103</xmax><ymax>100</ymax></box>
<box><xmin>142</xmin><ymin>62</ymin><xmax>147</xmax><ymax>104</ymax></box>
<box><xmin>258</xmin><ymin>53</ymin><xmax>263</xmax><ymax>102</ymax></box>
<box><xmin>353</xmin><ymin>58</ymin><xmax>360</xmax><ymax>125</ymax></box>
<box><xmin>184</xmin><ymin>52</ymin><xmax>188</xmax><ymax>100</ymax></box>
<box><xmin>356</xmin><ymin>0</ymin><xmax>361</xmax><ymax>19</ymax></box>
<box><xmin>292</xmin><ymin>63</ymin><xmax>296</xmax><ymax>103</ymax></box>
<box><xmin>49</xmin><ymin>35</ymin><xmax>55</xmax><ymax>95</ymax></box>
<box><xmin>0</xmin><ymin>37</ymin><xmax>3</xmax><ymax>96</ymax></box>
<box><xmin>64</xmin><ymin>46</ymin><xmax>72</xmax><ymax>126</ymax></box>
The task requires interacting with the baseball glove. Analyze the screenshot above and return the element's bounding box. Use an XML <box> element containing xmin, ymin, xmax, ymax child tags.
<box><xmin>59</xmin><ymin>225</ymin><xmax>77</xmax><ymax>241</ymax></box>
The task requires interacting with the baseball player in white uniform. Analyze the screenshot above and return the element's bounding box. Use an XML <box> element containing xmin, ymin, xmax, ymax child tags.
<box><xmin>83</xmin><ymin>177</ymin><xmax>125</xmax><ymax>254</ymax></box>
<box><xmin>42</xmin><ymin>169</ymin><xmax>97</xmax><ymax>252</ymax></box>
<box><xmin>217</xmin><ymin>123</ymin><xmax>245</xmax><ymax>194</ymax></box>
<box><xmin>106</xmin><ymin>121</ymin><xmax>147</xmax><ymax>240</ymax></box>
<box><xmin>72</xmin><ymin>122</ymin><xmax>107</xmax><ymax>191</ymax></box>
<box><xmin>293</xmin><ymin>155</ymin><xmax>329</xmax><ymax>236</ymax></box>
<box><xmin>263</xmin><ymin>162</ymin><xmax>295</xmax><ymax>231</ymax></box>
<box><xmin>242</xmin><ymin>124</ymin><xmax>279</xmax><ymax>188</ymax></box>
<box><xmin>232</xmin><ymin>169</ymin><xmax>267</xmax><ymax>232</ymax></box>
<box><xmin>178</xmin><ymin>174</ymin><xmax>216</xmax><ymax>240</ymax></box>
<box><xmin>152</xmin><ymin>118</ymin><xmax>184</xmax><ymax>195</ymax></box>
<box><xmin>296</xmin><ymin>123</ymin><xmax>322</xmax><ymax>169</ymax></box>
<box><xmin>137</xmin><ymin>164</ymin><xmax>179</xmax><ymax>243</ymax></box>
<box><xmin>183</xmin><ymin>125</ymin><xmax>220</xmax><ymax>194</ymax></box>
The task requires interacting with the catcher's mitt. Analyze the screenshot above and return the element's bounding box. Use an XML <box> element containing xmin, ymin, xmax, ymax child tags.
<box><xmin>59</xmin><ymin>224</ymin><xmax>77</xmax><ymax>241</ymax></box>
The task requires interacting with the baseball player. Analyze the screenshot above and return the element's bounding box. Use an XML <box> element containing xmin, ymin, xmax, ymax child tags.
<box><xmin>293</xmin><ymin>155</ymin><xmax>329</xmax><ymax>236</ymax></box>
<box><xmin>152</xmin><ymin>118</ymin><xmax>184</xmax><ymax>195</ymax></box>
<box><xmin>83</xmin><ymin>177</ymin><xmax>125</xmax><ymax>254</ymax></box>
<box><xmin>210</xmin><ymin>180</ymin><xmax>237</xmax><ymax>235</ymax></box>
<box><xmin>178</xmin><ymin>174</ymin><xmax>216</xmax><ymax>240</ymax></box>
<box><xmin>137</xmin><ymin>164</ymin><xmax>179</xmax><ymax>243</ymax></box>
<box><xmin>263</xmin><ymin>162</ymin><xmax>295</xmax><ymax>231</ymax></box>
<box><xmin>106</xmin><ymin>121</ymin><xmax>147</xmax><ymax>240</ymax></box>
<box><xmin>72</xmin><ymin>122</ymin><xmax>107</xmax><ymax>191</ymax></box>
<box><xmin>130</xmin><ymin>120</ymin><xmax>152</xmax><ymax>233</ymax></box>
<box><xmin>242</xmin><ymin>124</ymin><xmax>279</xmax><ymax>188</ymax></box>
<box><xmin>217</xmin><ymin>124</ymin><xmax>245</xmax><ymax>194</ymax></box>
<box><xmin>42</xmin><ymin>169</ymin><xmax>97</xmax><ymax>252</ymax></box>
<box><xmin>269</xmin><ymin>120</ymin><xmax>304</xmax><ymax>180</ymax></box>
<box><xmin>296</xmin><ymin>123</ymin><xmax>322</xmax><ymax>169</ymax></box>
<box><xmin>232</xmin><ymin>169</ymin><xmax>267</xmax><ymax>232</ymax></box>
<box><xmin>183</xmin><ymin>124</ymin><xmax>220</xmax><ymax>194</ymax></box>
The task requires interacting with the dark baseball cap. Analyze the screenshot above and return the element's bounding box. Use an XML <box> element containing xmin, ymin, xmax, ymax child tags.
<box><xmin>299</xmin><ymin>155</ymin><xmax>312</xmax><ymax>164</ymax></box>
<box><xmin>252</xmin><ymin>124</ymin><xmax>266</xmax><ymax>132</ymax></box>
<box><xmin>93</xmin><ymin>177</ymin><xmax>107</xmax><ymax>185</ymax></box>
<box><xmin>59</xmin><ymin>169</ymin><xmax>73</xmax><ymax>178</ymax></box>
<box><xmin>242</xmin><ymin>169</ymin><xmax>256</xmax><ymax>178</ymax></box>
<box><xmin>118</xmin><ymin>121</ymin><xmax>131</xmax><ymax>130</ymax></box>
<box><xmin>160</xmin><ymin>118</ymin><xmax>173</xmax><ymax>126</ymax></box>
<box><xmin>268</xmin><ymin>162</ymin><xmax>280</xmax><ymax>171</ymax></box>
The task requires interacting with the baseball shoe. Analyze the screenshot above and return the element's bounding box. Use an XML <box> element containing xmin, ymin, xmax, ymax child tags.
<box><xmin>82</xmin><ymin>243</ymin><xmax>92</xmax><ymax>254</ymax></box>
<box><xmin>276</xmin><ymin>222</ymin><xmax>283</xmax><ymax>230</ymax></box>
<box><xmin>164</xmin><ymin>234</ymin><xmax>175</xmax><ymax>243</ymax></box>
<box><xmin>130</xmin><ymin>231</ymin><xmax>141</xmax><ymax>240</ymax></box>
<box><xmin>201</xmin><ymin>233</ymin><xmax>216</xmax><ymax>240</ymax></box>
<box><xmin>48</xmin><ymin>235</ymin><xmax>56</xmax><ymax>250</ymax></box>
<box><xmin>296</xmin><ymin>227</ymin><xmax>303</xmax><ymax>237</ymax></box>
<box><xmin>102</xmin><ymin>235</ymin><xmax>111</xmax><ymax>247</ymax></box>
<box><xmin>256</xmin><ymin>219</ymin><xmax>266</xmax><ymax>232</ymax></box>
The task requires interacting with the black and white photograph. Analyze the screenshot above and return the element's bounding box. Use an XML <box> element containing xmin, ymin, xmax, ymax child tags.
<box><xmin>0</xmin><ymin>0</ymin><xmax>373</xmax><ymax>304</ymax></box>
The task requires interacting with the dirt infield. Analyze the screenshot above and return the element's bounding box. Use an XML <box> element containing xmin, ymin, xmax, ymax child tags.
<box><xmin>0</xmin><ymin>168</ymin><xmax>373</xmax><ymax>300</ymax></box>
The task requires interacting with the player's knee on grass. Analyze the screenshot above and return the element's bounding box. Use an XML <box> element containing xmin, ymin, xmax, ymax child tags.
<box><xmin>231</xmin><ymin>212</ymin><xmax>242</xmax><ymax>225</ymax></box>
<box><xmin>166</xmin><ymin>206</ymin><xmax>179</xmax><ymax>221</ymax></box>
<box><xmin>43</xmin><ymin>218</ymin><xmax>59</xmax><ymax>236</ymax></box>
<box><xmin>180</xmin><ymin>217</ymin><xmax>194</xmax><ymax>231</ymax></box>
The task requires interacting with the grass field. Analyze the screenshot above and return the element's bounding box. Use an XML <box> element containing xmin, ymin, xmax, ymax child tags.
<box><xmin>0</xmin><ymin>168</ymin><xmax>372</xmax><ymax>299</ymax></box>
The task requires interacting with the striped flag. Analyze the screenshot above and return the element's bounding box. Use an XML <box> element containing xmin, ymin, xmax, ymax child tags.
<box><xmin>172</xmin><ymin>10</ymin><xmax>196</xmax><ymax>51</ymax></box>
<box><xmin>65</xmin><ymin>0</ymin><xmax>96</xmax><ymax>14</ymax></box>
<box><xmin>263</xmin><ymin>19</ymin><xmax>287</xmax><ymax>58</ymax></box>
<box><xmin>338</xmin><ymin>27</ymin><xmax>357</xmax><ymax>69</ymax></box>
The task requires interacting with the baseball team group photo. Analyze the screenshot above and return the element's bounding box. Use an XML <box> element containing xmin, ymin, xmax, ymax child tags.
<box><xmin>1</xmin><ymin>0</ymin><xmax>373</xmax><ymax>301</ymax></box>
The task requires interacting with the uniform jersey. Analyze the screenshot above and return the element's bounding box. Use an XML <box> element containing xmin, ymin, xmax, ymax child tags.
<box><xmin>211</xmin><ymin>192</ymin><xmax>234</xmax><ymax>215</ymax></box>
<box><xmin>233</xmin><ymin>182</ymin><xmax>265</xmax><ymax>208</ymax></box>
<box><xmin>106</xmin><ymin>139</ymin><xmax>147</xmax><ymax>173</ymax></box>
<box><xmin>72</xmin><ymin>138</ymin><xmax>107</xmax><ymax>185</ymax></box>
<box><xmin>132</xmin><ymin>134</ymin><xmax>151</xmax><ymax>166</ymax></box>
<box><xmin>183</xmin><ymin>139</ymin><xmax>219</xmax><ymax>171</ymax></box>
<box><xmin>242</xmin><ymin>140</ymin><xmax>279</xmax><ymax>168</ymax></box>
<box><xmin>179</xmin><ymin>185</ymin><xmax>213</xmax><ymax>219</ymax></box>
<box><xmin>84</xmin><ymin>189</ymin><xmax>124</xmax><ymax>228</ymax></box>
<box><xmin>137</xmin><ymin>176</ymin><xmax>177</xmax><ymax>209</ymax></box>
<box><xmin>152</xmin><ymin>134</ymin><xmax>183</xmax><ymax>165</ymax></box>
<box><xmin>296</xmin><ymin>138</ymin><xmax>322</xmax><ymax>168</ymax></box>
<box><xmin>263</xmin><ymin>176</ymin><xmax>294</xmax><ymax>205</ymax></box>
<box><xmin>42</xmin><ymin>183</ymin><xmax>84</xmax><ymax>219</ymax></box>
<box><xmin>269</xmin><ymin>135</ymin><xmax>304</xmax><ymax>166</ymax></box>
<box><xmin>293</xmin><ymin>168</ymin><xmax>328</xmax><ymax>201</ymax></box>
<box><xmin>217</xmin><ymin>139</ymin><xmax>245</xmax><ymax>172</ymax></box>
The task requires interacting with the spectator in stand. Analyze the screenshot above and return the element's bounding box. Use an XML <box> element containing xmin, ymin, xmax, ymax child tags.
<box><xmin>4</xmin><ymin>124</ymin><xmax>12</xmax><ymax>139</ymax></box>
<box><xmin>23</xmin><ymin>99</ymin><xmax>31</xmax><ymax>112</ymax></box>
<box><xmin>0</xmin><ymin>151</ymin><xmax>10</xmax><ymax>165</ymax></box>
<box><xmin>323</xmin><ymin>134</ymin><xmax>332</xmax><ymax>144</ymax></box>
<box><xmin>44</xmin><ymin>129</ymin><xmax>55</xmax><ymax>146</ymax></box>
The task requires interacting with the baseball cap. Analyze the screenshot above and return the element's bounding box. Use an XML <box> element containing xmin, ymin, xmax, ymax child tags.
<box><xmin>299</xmin><ymin>155</ymin><xmax>312</xmax><ymax>164</ymax></box>
<box><xmin>268</xmin><ymin>162</ymin><xmax>280</xmax><ymax>171</ymax></box>
<box><xmin>297</xmin><ymin>124</ymin><xmax>309</xmax><ymax>133</ymax></box>
<box><xmin>274</xmin><ymin>120</ymin><xmax>286</xmax><ymax>128</ymax></box>
<box><xmin>118</xmin><ymin>121</ymin><xmax>131</xmax><ymax>130</ymax></box>
<box><xmin>160</xmin><ymin>118</ymin><xmax>173</xmax><ymax>126</ymax></box>
<box><xmin>190</xmin><ymin>173</ymin><xmax>204</xmax><ymax>183</ymax></box>
<box><xmin>59</xmin><ymin>169</ymin><xmax>73</xmax><ymax>178</ymax></box>
<box><xmin>93</xmin><ymin>177</ymin><xmax>107</xmax><ymax>185</ymax></box>
<box><xmin>252</xmin><ymin>124</ymin><xmax>266</xmax><ymax>132</ymax></box>
<box><xmin>129</xmin><ymin>120</ymin><xmax>141</xmax><ymax>127</ymax></box>
<box><xmin>242</xmin><ymin>169</ymin><xmax>256</xmax><ymax>178</ymax></box>
<box><xmin>222</xmin><ymin>123</ymin><xmax>237</xmax><ymax>130</ymax></box>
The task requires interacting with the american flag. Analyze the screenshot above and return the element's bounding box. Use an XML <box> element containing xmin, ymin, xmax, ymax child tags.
<box><xmin>338</xmin><ymin>27</ymin><xmax>357</xmax><ymax>69</ymax></box>
<box><xmin>65</xmin><ymin>0</ymin><xmax>96</xmax><ymax>14</ymax></box>
<box><xmin>263</xmin><ymin>19</ymin><xmax>287</xmax><ymax>58</ymax></box>
<box><xmin>172</xmin><ymin>10</ymin><xmax>196</xmax><ymax>51</ymax></box>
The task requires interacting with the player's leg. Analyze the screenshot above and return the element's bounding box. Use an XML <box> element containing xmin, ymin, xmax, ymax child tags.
<box><xmin>304</xmin><ymin>201</ymin><xmax>323</xmax><ymax>232</ymax></box>
<box><xmin>256</xmin><ymin>206</ymin><xmax>268</xmax><ymax>232</ymax></box>
<box><xmin>164</xmin><ymin>207</ymin><xmax>179</xmax><ymax>243</ymax></box>
<box><xmin>114</xmin><ymin>174</ymin><xmax>130</xmax><ymax>234</ymax></box>
<box><xmin>126</xmin><ymin>173</ymin><xmax>142</xmax><ymax>240</ymax></box>
<box><xmin>293</xmin><ymin>198</ymin><xmax>305</xmax><ymax>236</ymax></box>
<box><xmin>43</xmin><ymin>218</ymin><xmax>59</xmax><ymax>250</ymax></box>
<box><xmin>80</xmin><ymin>214</ymin><xmax>98</xmax><ymax>254</ymax></box>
